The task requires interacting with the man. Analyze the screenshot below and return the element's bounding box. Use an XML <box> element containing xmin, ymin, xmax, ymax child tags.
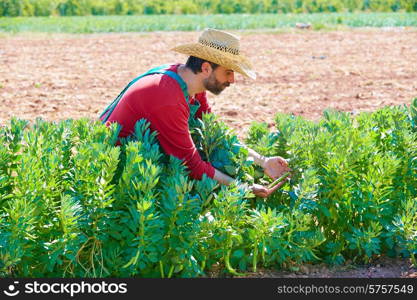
<box><xmin>101</xmin><ymin>28</ymin><xmax>290</xmax><ymax>198</ymax></box>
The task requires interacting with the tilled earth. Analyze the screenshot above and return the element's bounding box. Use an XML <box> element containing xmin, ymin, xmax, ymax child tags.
<box><xmin>0</xmin><ymin>28</ymin><xmax>416</xmax><ymax>277</ymax></box>
<box><xmin>208</xmin><ymin>257</ymin><xmax>416</xmax><ymax>278</ymax></box>
<box><xmin>1</xmin><ymin>28</ymin><xmax>416</xmax><ymax>138</ymax></box>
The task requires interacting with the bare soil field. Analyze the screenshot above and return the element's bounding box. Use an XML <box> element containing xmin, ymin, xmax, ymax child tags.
<box><xmin>1</xmin><ymin>29</ymin><xmax>416</xmax><ymax>139</ymax></box>
<box><xmin>0</xmin><ymin>29</ymin><xmax>416</xmax><ymax>277</ymax></box>
<box><xmin>210</xmin><ymin>257</ymin><xmax>416</xmax><ymax>278</ymax></box>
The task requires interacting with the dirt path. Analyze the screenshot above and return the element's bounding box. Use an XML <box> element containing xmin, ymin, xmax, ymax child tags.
<box><xmin>1</xmin><ymin>28</ymin><xmax>416</xmax><ymax>139</ymax></box>
<box><xmin>204</xmin><ymin>257</ymin><xmax>416</xmax><ymax>278</ymax></box>
<box><xmin>242</xmin><ymin>258</ymin><xmax>416</xmax><ymax>278</ymax></box>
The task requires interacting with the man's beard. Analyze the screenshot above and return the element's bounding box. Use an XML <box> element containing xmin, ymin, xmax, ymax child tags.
<box><xmin>203</xmin><ymin>73</ymin><xmax>230</xmax><ymax>95</ymax></box>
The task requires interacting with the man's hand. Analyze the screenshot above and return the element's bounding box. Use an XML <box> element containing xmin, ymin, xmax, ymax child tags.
<box><xmin>263</xmin><ymin>156</ymin><xmax>291</xmax><ymax>180</ymax></box>
<box><xmin>251</xmin><ymin>177</ymin><xmax>289</xmax><ymax>198</ymax></box>
<box><xmin>245</xmin><ymin>147</ymin><xmax>291</xmax><ymax>179</ymax></box>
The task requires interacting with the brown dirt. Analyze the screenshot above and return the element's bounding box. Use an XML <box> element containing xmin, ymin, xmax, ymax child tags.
<box><xmin>0</xmin><ymin>29</ymin><xmax>416</xmax><ymax>278</ymax></box>
<box><xmin>242</xmin><ymin>258</ymin><xmax>417</xmax><ymax>278</ymax></box>
<box><xmin>204</xmin><ymin>257</ymin><xmax>416</xmax><ymax>278</ymax></box>
<box><xmin>1</xmin><ymin>28</ymin><xmax>416</xmax><ymax>140</ymax></box>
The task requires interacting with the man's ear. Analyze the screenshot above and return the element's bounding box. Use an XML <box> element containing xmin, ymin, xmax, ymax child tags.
<box><xmin>201</xmin><ymin>62</ymin><xmax>212</xmax><ymax>77</ymax></box>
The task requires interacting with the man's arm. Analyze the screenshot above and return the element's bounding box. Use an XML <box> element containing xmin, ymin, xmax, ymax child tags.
<box><xmin>213</xmin><ymin>168</ymin><xmax>234</xmax><ymax>185</ymax></box>
<box><xmin>145</xmin><ymin>101</ymin><xmax>216</xmax><ymax>180</ymax></box>
<box><xmin>245</xmin><ymin>146</ymin><xmax>291</xmax><ymax>180</ymax></box>
<box><xmin>246</xmin><ymin>147</ymin><xmax>267</xmax><ymax>168</ymax></box>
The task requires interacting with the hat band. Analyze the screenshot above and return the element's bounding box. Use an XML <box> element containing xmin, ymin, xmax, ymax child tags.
<box><xmin>198</xmin><ymin>38</ymin><xmax>240</xmax><ymax>55</ymax></box>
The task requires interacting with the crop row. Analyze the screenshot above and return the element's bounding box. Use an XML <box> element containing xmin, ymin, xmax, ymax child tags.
<box><xmin>0</xmin><ymin>99</ymin><xmax>416</xmax><ymax>277</ymax></box>
<box><xmin>1</xmin><ymin>12</ymin><xmax>417</xmax><ymax>33</ymax></box>
<box><xmin>1</xmin><ymin>0</ymin><xmax>416</xmax><ymax>17</ymax></box>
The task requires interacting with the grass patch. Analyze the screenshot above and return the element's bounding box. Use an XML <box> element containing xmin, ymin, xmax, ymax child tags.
<box><xmin>0</xmin><ymin>12</ymin><xmax>416</xmax><ymax>33</ymax></box>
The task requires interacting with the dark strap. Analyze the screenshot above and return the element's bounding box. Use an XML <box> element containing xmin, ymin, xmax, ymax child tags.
<box><xmin>100</xmin><ymin>64</ymin><xmax>190</xmax><ymax>123</ymax></box>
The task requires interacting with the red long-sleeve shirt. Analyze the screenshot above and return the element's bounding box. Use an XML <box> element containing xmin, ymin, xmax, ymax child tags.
<box><xmin>103</xmin><ymin>64</ymin><xmax>215</xmax><ymax>180</ymax></box>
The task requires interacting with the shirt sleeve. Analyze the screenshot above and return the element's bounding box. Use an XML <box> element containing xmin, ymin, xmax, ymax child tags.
<box><xmin>148</xmin><ymin>104</ymin><xmax>215</xmax><ymax>180</ymax></box>
<box><xmin>194</xmin><ymin>92</ymin><xmax>211</xmax><ymax>119</ymax></box>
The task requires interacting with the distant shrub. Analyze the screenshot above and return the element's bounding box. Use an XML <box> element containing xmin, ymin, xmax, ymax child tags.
<box><xmin>0</xmin><ymin>0</ymin><xmax>415</xmax><ymax>17</ymax></box>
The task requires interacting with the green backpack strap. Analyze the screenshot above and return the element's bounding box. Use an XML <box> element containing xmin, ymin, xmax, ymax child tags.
<box><xmin>100</xmin><ymin>64</ymin><xmax>190</xmax><ymax>123</ymax></box>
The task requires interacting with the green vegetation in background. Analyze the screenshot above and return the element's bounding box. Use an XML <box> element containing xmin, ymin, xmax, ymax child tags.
<box><xmin>1</xmin><ymin>12</ymin><xmax>416</xmax><ymax>33</ymax></box>
<box><xmin>0</xmin><ymin>99</ymin><xmax>416</xmax><ymax>277</ymax></box>
<box><xmin>245</xmin><ymin>98</ymin><xmax>417</xmax><ymax>267</ymax></box>
<box><xmin>0</xmin><ymin>0</ymin><xmax>416</xmax><ymax>17</ymax></box>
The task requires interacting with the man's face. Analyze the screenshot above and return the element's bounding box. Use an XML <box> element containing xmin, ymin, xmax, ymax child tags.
<box><xmin>203</xmin><ymin>66</ymin><xmax>235</xmax><ymax>95</ymax></box>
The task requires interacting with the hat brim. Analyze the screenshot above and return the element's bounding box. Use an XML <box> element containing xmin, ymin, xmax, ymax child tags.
<box><xmin>172</xmin><ymin>43</ymin><xmax>256</xmax><ymax>80</ymax></box>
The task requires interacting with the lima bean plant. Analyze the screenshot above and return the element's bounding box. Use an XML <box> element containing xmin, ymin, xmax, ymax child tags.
<box><xmin>0</xmin><ymin>98</ymin><xmax>416</xmax><ymax>277</ymax></box>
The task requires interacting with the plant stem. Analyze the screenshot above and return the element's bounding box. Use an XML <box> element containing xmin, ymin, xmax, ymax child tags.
<box><xmin>268</xmin><ymin>171</ymin><xmax>291</xmax><ymax>189</ymax></box>
<box><xmin>224</xmin><ymin>249</ymin><xmax>244</xmax><ymax>276</ymax></box>
<box><xmin>167</xmin><ymin>265</ymin><xmax>175</xmax><ymax>278</ymax></box>
<box><xmin>159</xmin><ymin>261</ymin><xmax>165</xmax><ymax>278</ymax></box>
<box><xmin>253</xmin><ymin>246</ymin><xmax>258</xmax><ymax>273</ymax></box>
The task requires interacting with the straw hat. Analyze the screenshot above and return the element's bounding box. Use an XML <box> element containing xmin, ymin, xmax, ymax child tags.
<box><xmin>172</xmin><ymin>28</ymin><xmax>256</xmax><ymax>80</ymax></box>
